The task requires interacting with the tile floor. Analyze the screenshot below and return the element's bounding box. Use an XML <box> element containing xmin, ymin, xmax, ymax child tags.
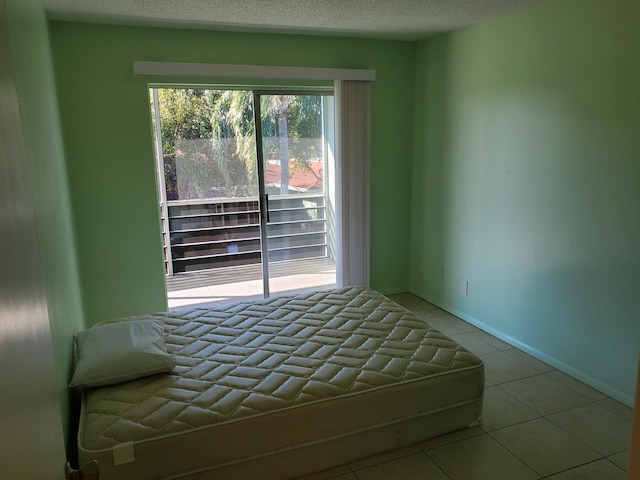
<box><xmin>295</xmin><ymin>293</ymin><xmax>633</xmax><ymax>480</ymax></box>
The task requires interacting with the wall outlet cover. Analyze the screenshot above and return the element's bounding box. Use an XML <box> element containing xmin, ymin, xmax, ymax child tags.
<box><xmin>460</xmin><ymin>279</ymin><xmax>469</xmax><ymax>296</ymax></box>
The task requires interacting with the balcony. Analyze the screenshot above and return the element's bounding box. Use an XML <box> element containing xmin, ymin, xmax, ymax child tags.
<box><xmin>166</xmin><ymin>256</ymin><xmax>336</xmax><ymax>309</ymax></box>
<box><xmin>162</xmin><ymin>192</ymin><xmax>336</xmax><ymax>308</ymax></box>
<box><xmin>162</xmin><ymin>193</ymin><xmax>332</xmax><ymax>274</ymax></box>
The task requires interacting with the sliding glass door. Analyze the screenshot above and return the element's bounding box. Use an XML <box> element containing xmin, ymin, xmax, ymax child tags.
<box><xmin>254</xmin><ymin>92</ymin><xmax>336</xmax><ymax>297</ymax></box>
<box><xmin>150</xmin><ymin>87</ymin><xmax>336</xmax><ymax>305</ymax></box>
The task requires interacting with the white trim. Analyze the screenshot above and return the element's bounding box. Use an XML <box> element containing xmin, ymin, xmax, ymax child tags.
<box><xmin>416</xmin><ymin>291</ymin><xmax>635</xmax><ymax>407</ymax></box>
<box><xmin>151</xmin><ymin>88</ymin><xmax>173</xmax><ymax>276</ymax></box>
<box><xmin>133</xmin><ymin>61</ymin><xmax>376</xmax><ymax>81</ymax></box>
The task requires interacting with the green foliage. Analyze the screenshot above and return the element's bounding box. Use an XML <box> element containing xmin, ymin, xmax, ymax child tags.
<box><xmin>156</xmin><ymin>89</ymin><xmax>212</xmax><ymax>153</ymax></box>
<box><xmin>211</xmin><ymin>90</ymin><xmax>257</xmax><ymax>191</ymax></box>
<box><xmin>152</xmin><ymin>88</ymin><xmax>324</xmax><ymax>201</ymax></box>
<box><xmin>261</xmin><ymin>95</ymin><xmax>323</xmax><ymax>165</ymax></box>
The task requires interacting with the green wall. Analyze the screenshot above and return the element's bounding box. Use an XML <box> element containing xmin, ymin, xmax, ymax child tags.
<box><xmin>412</xmin><ymin>0</ymin><xmax>640</xmax><ymax>404</ymax></box>
<box><xmin>6</xmin><ymin>0</ymin><xmax>84</xmax><ymax>454</ymax></box>
<box><xmin>8</xmin><ymin>0</ymin><xmax>636</xmax><ymax>461</ymax></box>
<box><xmin>50</xmin><ymin>23</ymin><xmax>416</xmax><ymax>325</ymax></box>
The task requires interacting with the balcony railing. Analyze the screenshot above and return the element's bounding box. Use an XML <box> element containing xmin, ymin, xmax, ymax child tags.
<box><xmin>161</xmin><ymin>193</ymin><xmax>330</xmax><ymax>275</ymax></box>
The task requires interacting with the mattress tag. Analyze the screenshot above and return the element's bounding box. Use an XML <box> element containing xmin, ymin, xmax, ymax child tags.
<box><xmin>113</xmin><ymin>441</ymin><xmax>135</xmax><ymax>465</ymax></box>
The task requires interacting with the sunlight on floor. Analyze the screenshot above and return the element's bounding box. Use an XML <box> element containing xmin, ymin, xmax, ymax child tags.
<box><xmin>166</xmin><ymin>257</ymin><xmax>336</xmax><ymax>309</ymax></box>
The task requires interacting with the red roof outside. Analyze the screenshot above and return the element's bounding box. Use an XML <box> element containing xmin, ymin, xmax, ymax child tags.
<box><xmin>264</xmin><ymin>160</ymin><xmax>324</xmax><ymax>192</ymax></box>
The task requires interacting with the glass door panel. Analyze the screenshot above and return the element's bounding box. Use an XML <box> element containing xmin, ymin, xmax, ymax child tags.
<box><xmin>152</xmin><ymin>88</ymin><xmax>264</xmax><ymax>304</ymax></box>
<box><xmin>256</xmin><ymin>93</ymin><xmax>336</xmax><ymax>297</ymax></box>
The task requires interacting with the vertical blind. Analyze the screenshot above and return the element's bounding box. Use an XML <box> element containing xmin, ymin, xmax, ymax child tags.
<box><xmin>334</xmin><ymin>80</ymin><xmax>371</xmax><ymax>288</ymax></box>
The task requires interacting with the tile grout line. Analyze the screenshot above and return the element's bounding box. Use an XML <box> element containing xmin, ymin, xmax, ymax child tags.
<box><xmin>307</xmin><ymin>298</ymin><xmax>629</xmax><ymax>480</ymax></box>
<box><xmin>485</xmin><ymin>409</ymin><xmax>610</xmax><ymax>478</ymax></box>
<box><xmin>427</xmin><ymin>453</ymin><xmax>456</xmax><ymax>480</ymax></box>
<box><xmin>537</xmin><ymin>457</ymin><xmax>622</xmax><ymax>479</ymax></box>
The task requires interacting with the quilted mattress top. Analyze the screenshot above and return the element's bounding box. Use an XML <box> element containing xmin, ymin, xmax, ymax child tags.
<box><xmin>80</xmin><ymin>287</ymin><xmax>482</xmax><ymax>450</ymax></box>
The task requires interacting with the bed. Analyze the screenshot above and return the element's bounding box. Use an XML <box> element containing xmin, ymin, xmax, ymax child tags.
<box><xmin>75</xmin><ymin>287</ymin><xmax>484</xmax><ymax>479</ymax></box>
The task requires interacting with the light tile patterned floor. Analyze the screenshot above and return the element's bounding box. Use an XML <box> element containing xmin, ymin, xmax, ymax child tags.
<box><xmin>294</xmin><ymin>293</ymin><xmax>633</xmax><ymax>480</ymax></box>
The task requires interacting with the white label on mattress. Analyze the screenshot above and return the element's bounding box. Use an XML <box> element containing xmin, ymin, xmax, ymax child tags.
<box><xmin>113</xmin><ymin>441</ymin><xmax>135</xmax><ymax>465</ymax></box>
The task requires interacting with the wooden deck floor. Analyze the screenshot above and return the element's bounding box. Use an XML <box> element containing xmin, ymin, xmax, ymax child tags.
<box><xmin>166</xmin><ymin>257</ymin><xmax>336</xmax><ymax>309</ymax></box>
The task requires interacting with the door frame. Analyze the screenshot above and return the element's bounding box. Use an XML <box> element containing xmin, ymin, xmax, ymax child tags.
<box><xmin>151</xmin><ymin>85</ymin><xmax>336</xmax><ymax>301</ymax></box>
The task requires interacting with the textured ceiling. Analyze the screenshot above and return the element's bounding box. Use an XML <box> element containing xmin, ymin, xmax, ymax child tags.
<box><xmin>43</xmin><ymin>0</ymin><xmax>547</xmax><ymax>41</ymax></box>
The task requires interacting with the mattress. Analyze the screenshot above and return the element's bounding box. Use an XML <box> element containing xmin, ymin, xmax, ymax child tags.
<box><xmin>77</xmin><ymin>287</ymin><xmax>484</xmax><ymax>479</ymax></box>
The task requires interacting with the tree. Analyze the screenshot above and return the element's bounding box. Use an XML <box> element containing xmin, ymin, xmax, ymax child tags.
<box><xmin>152</xmin><ymin>88</ymin><xmax>324</xmax><ymax>200</ymax></box>
<box><xmin>154</xmin><ymin>88</ymin><xmax>257</xmax><ymax>200</ymax></box>
<box><xmin>265</xmin><ymin>95</ymin><xmax>293</xmax><ymax>194</ymax></box>
<box><xmin>260</xmin><ymin>94</ymin><xmax>324</xmax><ymax>193</ymax></box>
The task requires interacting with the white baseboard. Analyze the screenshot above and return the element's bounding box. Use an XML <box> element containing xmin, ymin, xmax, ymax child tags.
<box><xmin>414</xmin><ymin>291</ymin><xmax>634</xmax><ymax>407</ymax></box>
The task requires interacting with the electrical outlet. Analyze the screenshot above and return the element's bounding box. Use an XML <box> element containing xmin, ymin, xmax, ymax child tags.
<box><xmin>460</xmin><ymin>280</ymin><xmax>469</xmax><ymax>296</ymax></box>
<box><xmin>438</xmin><ymin>264</ymin><xmax>444</xmax><ymax>277</ymax></box>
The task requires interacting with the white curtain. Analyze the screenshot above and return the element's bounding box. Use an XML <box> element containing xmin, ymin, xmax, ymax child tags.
<box><xmin>334</xmin><ymin>80</ymin><xmax>371</xmax><ymax>288</ymax></box>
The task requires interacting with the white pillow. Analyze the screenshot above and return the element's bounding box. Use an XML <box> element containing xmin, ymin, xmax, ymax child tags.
<box><xmin>69</xmin><ymin>319</ymin><xmax>176</xmax><ymax>388</ymax></box>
